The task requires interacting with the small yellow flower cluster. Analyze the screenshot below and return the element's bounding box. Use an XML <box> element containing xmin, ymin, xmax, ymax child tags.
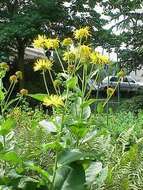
<box><xmin>90</xmin><ymin>52</ymin><xmax>109</xmax><ymax>65</ymax></box>
<box><xmin>78</xmin><ymin>45</ymin><xmax>92</xmax><ymax>60</ymax></box>
<box><xmin>74</xmin><ymin>27</ymin><xmax>90</xmax><ymax>40</ymax></box>
<box><xmin>33</xmin><ymin>35</ymin><xmax>47</xmax><ymax>49</ymax></box>
<box><xmin>10</xmin><ymin>107</ymin><xmax>21</xmax><ymax>120</ymax></box>
<box><xmin>34</xmin><ymin>58</ymin><xmax>53</xmax><ymax>72</ymax></box>
<box><xmin>33</xmin><ymin>35</ymin><xmax>59</xmax><ymax>49</ymax></box>
<box><xmin>43</xmin><ymin>95</ymin><xmax>64</xmax><ymax>107</ymax></box>
<box><xmin>45</xmin><ymin>38</ymin><xmax>59</xmax><ymax>49</ymax></box>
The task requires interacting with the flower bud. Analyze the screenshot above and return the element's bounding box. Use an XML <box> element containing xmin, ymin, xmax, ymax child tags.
<box><xmin>67</xmin><ymin>65</ymin><xmax>75</xmax><ymax>73</ymax></box>
<box><xmin>9</xmin><ymin>75</ymin><xmax>18</xmax><ymax>83</ymax></box>
<box><xmin>53</xmin><ymin>80</ymin><xmax>61</xmax><ymax>87</ymax></box>
<box><xmin>15</xmin><ymin>71</ymin><xmax>23</xmax><ymax>80</ymax></box>
<box><xmin>117</xmin><ymin>70</ymin><xmax>125</xmax><ymax>78</ymax></box>
<box><xmin>0</xmin><ymin>62</ymin><xmax>9</xmax><ymax>71</ymax></box>
<box><xmin>20</xmin><ymin>89</ymin><xmax>28</xmax><ymax>96</ymax></box>
<box><xmin>107</xmin><ymin>87</ymin><xmax>115</xmax><ymax>97</ymax></box>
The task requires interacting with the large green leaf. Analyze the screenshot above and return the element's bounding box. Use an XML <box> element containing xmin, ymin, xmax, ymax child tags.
<box><xmin>66</xmin><ymin>76</ymin><xmax>78</xmax><ymax>89</ymax></box>
<box><xmin>58</xmin><ymin>149</ymin><xmax>83</xmax><ymax>166</ymax></box>
<box><xmin>0</xmin><ymin>118</ymin><xmax>16</xmax><ymax>136</ymax></box>
<box><xmin>54</xmin><ymin>163</ymin><xmax>86</xmax><ymax>190</ymax></box>
<box><xmin>28</xmin><ymin>94</ymin><xmax>48</xmax><ymax>102</ymax></box>
<box><xmin>1</xmin><ymin>151</ymin><xmax>22</xmax><ymax>164</ymax></box>
<box><xmin>86</xmin><ymin>162</ymin><xmax>102</xmax><ymax>186</ymax></box>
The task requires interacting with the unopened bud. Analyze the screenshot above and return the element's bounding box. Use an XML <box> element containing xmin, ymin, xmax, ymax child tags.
<box><xmin>107</xmin><ymin>87</ymin><xmax>115</xmax><ymax>97</ymax></box>
<box><xmin>0</xmin><ymin>62</ymin><xmax>9</xmax><ymax>71</ymax></box>
<box><xmin>15</xmin><ymin>71</ymin><xmax>23</xmax><ymax>80</ymax></box>
<box><xmin>20</xmin><ymin>89</ymin><xmax>28</xmax><ymax>96</ymax></box>
<box><xmin>117</xmin><ymin>70</ymin><xmax>125</xmax><ymax>78</ymax></box>
<box><xmin>9</xmin><ymin>75</ymin><xmax>18</xmax><ymax>83</ymax></box>
<box><xmin>53</xmin><ymin>80</ymin><xmax>61</xmax><ymax>87</ymax></box>
<box><xmin>67</xmin><ymin>65</ymin><xmax>75</xmax><ymax>73</ymax></box>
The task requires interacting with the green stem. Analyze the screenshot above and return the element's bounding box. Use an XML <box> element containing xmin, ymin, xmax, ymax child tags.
<box><xmin>55</xmin><ymin>49</ymin><xmax>65</xmax><ymax>73</ymax></box>
<box><xmin>49</xmin><ymin>70</ymin><xmax>58</xmax><ymax>95</ymax></box>
<box><xmin>85</xmin><ymin>69</ymin><xmax>99</xmax><ymax>100</ymax></box>
<box><xmin>51</xmin><ymin>152</ymin><xmax>58</xmax><ymax>190</ymax></box>
<box><xmin>5</xmin><ymin>82</ymin><xmax>16</xmax><ymax>105</ymax></box>
<box><xmin>42</xmin><ymin>71</ymin><xmax>49</xmax><ymax>95</ymax></box>
<box><xmin>103</xmin><ymin>80</ymin><xmax>120</xmax><ymax>107</ymax></box>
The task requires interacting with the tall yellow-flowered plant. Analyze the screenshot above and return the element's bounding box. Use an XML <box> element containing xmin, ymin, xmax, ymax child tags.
<box><xmin>32</xmin><ymin>26</ymin><xmax>111</xmax><ymax>108</ymax></box>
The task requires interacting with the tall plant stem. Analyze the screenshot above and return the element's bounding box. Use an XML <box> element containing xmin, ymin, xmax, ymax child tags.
<box><xmin>51</xmin><ymin>152</ymin><xmax>58</xmax><ymax>190</ymax></box>
<box><xmin>85</xmin><ymin>69</ymin><xmax>99</xmax><ymax>100</ymax></box>
<box><xmin>5</xmin><ymin>82</ymin><xmax>16</xmax><ymax>105</ymax></box>
<box><xmin>55</xmin><ymin>49</ymin><xmax>65</xmax><ymax>73</ymax></box>
<box><xmin>49</xmin><ymin>70</ymin><xmax>58</xmax><ymax>95</ymax></box>
<box><xmin>42</xmin><ymin>71</ymin><xmax>49</xmax><ymax>95</ymax></box>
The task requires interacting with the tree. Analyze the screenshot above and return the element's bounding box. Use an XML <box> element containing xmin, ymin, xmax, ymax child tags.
<box><xmin>0</xmin><ymin>0</ymin><xmax>66</xmax><ymax>87</ymax></box>
<box><xmin>100</xmin><ymin>0</ymin><xmax>143</xmax><ymax>71</ymax></box>
<box><xmin>0</xmin><ymin>0</ymin><xmax>118</xmax><ymax>89</ymax></box>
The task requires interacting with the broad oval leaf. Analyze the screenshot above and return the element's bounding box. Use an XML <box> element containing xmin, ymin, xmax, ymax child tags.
<box><xmin>58</xmin><ymin>149</ymin><xmax>83</xmax><ymax>166</ymax></box>
<box><xmin>28</xmin><ymin>93</ymin><xmax>48</xmax><ymax>102</ymax></box>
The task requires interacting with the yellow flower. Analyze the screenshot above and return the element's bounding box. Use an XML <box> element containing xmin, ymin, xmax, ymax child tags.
<box><xmin>101</xmin><ymin>55</ymin><xmax>110</xmax><ymax>64</ymax></box>
<box><xmin>63</xmin><ymin>51</ymin><xmax>76</xmax><ymax>62</ymax></box>
<box><xmin>90</xmin><ymin>52</ymin><xmax>109</xmax><ymax>65</ymax></box>
<box><xmin>45</xmin><ymin>38</ymin><xmax>59</xmax><ymax>49</ymax></box>
<box><xmin>34</xmin><ymin>58</ymin><xmax>53</xmax><ymax>72</ymax></box>
<box><xmin>107</xmin><ymin>87</ymin><xmax>115</xmax><ymax>97</ymax></box>
<box><xmin>74</xmin><ymin>27</ymin><xmax>90</xmax><ymax>40</ymax></box>
<box><xmin>33</xmin><ymin>35</ymin><xmax>47</xmax><ymax>49</ymax></box>
<box><xmin>78</xmin><ymin>45</ymin><xmax>92</xmax><ymax>60</ymax></box>
<box><xmin>43</xmin><ymin>95</ymin><xmax>64</xmax><ymax>107</ymax></box>
<box><xmin>62</xmin><ymin>38</ymin><xmax>73</xmax><ymax>46</ymax></box>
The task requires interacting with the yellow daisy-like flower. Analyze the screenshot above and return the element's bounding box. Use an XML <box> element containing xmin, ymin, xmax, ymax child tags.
<box><xmin>101</xmin><ymin>55</ymin><xmax>110</xmax><ymax>64</ymax></box>
<box><xmin>74</xmin><ymin>27</ymin><xmax>90</xmax><ymax>40</ymax></box>
<box><xmin>90</xmin><ymin>52</ymin><xmax>109</xmax><ymax>65</ymax></box>
<box><xmin>43</xmin><ymin>95</ymin><xmax>64</xmax><ymax>107</ymax></box>
<box><xmin>45</xmin><ymin>38</ymin><xmax>60</xmax><ymax>49</ymax></box>
<box><xmin>34</xmin><ymin>58</ymin><xmax>53</xmax><ymax>72</ymax></box>
<box><xmin>62</xmin><ymin>38</ymin><xmax>73</xmax><ymax>47</ymax></box>
<box><xmin>33</xmin><ymin>35</ymin><xmax>47</xmax><ymax>49</ymax></box>
<box><xmin>63</xmin><ymin>51</ymin><xmax>76</xmax><ymax>62</ymax></box>
<box><xmin>78</xmin><ymin>45</ymin><xmax>92</xmax><ymax>60</ymax></box>
<box><xmin>107</xmin><ymin>87</ymin><xmax>115</xmax><ymax>97</ymax></box>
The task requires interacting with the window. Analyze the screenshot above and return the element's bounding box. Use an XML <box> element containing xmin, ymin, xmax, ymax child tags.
<box><xmin>128</xmin><ymin>78</ymin><xmax>135</xmax><ymax>83</ymax></box>
<box><xmin>123</xmin><ymin>77</ymin><xmax>128</xmax><ymax>82</ymax></box>
<box><xmin>110</xmin><ymin>77</ymin><xmax>118</xmax><ymax>82</ymax></box>
<box><xmin>123</xmin><ymin>77</ymin><xmax>135</xmax><ymax>83</ymax></box>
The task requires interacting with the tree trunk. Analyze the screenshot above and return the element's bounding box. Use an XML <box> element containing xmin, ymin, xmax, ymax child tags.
<box><xmin>17</xmin><ymin>43</ymin><xmax>25</xmax><ymax>89</ymax></box>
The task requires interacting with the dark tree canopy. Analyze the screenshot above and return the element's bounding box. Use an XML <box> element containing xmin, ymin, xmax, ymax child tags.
<box><xmin>100</xmin><ymin>0</ymin><xmax>143</xmax><ymax>70</ymax></box>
